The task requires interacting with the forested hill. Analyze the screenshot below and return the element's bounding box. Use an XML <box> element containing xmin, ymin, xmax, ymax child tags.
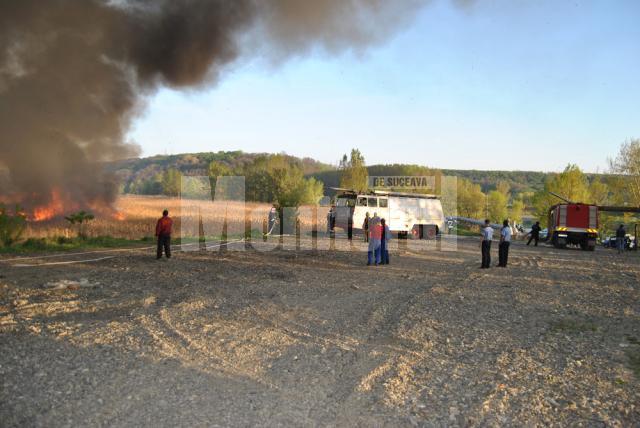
<box><xmin>311</xmin><ymin>167</ymin><xmax>556</xmax><ymax>196</ymax></box>
<box><xmin>109</xmin><ymin>150</ymin><xmax>592</xmax><ymax>196</ymax></box>
<box><xmin>109</xmin><ymin>151</ymin><xmax>332</xmax><ymax>194</ymax></box>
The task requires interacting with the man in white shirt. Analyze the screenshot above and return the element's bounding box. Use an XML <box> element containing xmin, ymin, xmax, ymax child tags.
<box><xmin>498</xmin><ymin>219</ymin><xmax>512</xmax><ymax>267</ymax></box>
<box><xmin>480</xmin><ymin>219</ymin><xmax>493</xmax><ymax>269</ymax></box>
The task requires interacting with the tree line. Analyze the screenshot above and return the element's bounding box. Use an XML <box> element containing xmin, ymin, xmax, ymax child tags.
<box><xmin>112</xmin><ymin>140</ymin><xmax>640</xmax><ymax>234</ymax></box>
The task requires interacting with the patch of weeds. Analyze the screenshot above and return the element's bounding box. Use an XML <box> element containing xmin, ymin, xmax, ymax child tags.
<box><xmin>615</xmin><ymin>378</ymin><xmax>627</xmax><ymax>385</ymax></box>
<box><xmin>626</xmin><ymin>349</ymin><xmax>640</xmax><ymax>378</ymax></box>
<box><xmin>549</xmin><ymin>318</ymin><xmax>598</xmax><ymax>333</ymax></box>
<box><xmin>625</xmin><ymin>335</ymin><xmax>640</xmax><ymax>345</ymax></box>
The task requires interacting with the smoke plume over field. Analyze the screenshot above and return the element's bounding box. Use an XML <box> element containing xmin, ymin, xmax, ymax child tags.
<box><xmin>0</xmin><ymin>0</ymin><xmax>425</xmax><ymax>218</ymax></box>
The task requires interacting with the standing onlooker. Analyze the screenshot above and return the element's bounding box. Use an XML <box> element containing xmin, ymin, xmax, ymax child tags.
<box><xmin>527</xmin><ymin>221</ymin><xmax>541</xmax><ymax>246</ymax></box>
<box><xmin>380</xmin><ymin>218</ymin><xmax>391</xmax><ymax>265</ymax></box>
<box><xmin>268</xmin><ymin>205</ymin><xmax>278</xmax><ymax>235</ymax></box>
<box><xmin>367</xmin><ymin>214</ymin><xmax>382</xmax><ymax>266</ymax></box>
<box><xmin>156</xmin><ymin>209</ymin><xmax>173</xmax><ymax>259</ymax></box>
<box><xmin>480</xmin><ymin>219</ymin><xmax>493</xmax><ymax>269</ymax></box>
<box><xmin>326</xmin><ymin>205</ymin><xmax>336</xmax><ymax>234</ymax></box>
<box><xmin>616</xmin><ymin>224</ymin><xmax>627</xmax><ymax>254</ymax></box>
<box><xmin>363</xmin><ymin>212</ymin><xmax>370</xmax><ymax>242</ymax></box>
<box><xmin>498</xmin><ymin>219</ymin><xmax>511</xmax><ymax>267</ymax></box>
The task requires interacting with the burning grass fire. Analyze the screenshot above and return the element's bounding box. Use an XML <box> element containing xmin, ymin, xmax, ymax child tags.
<box><xmin>1</xmin><ymin>188</ymin><xmax>126</xmax><ymax>223</ymax></box>
<box><xmin>31</xmin><ymin>189</ymin><xmax>65</xmax><ymax>222</ymax></box>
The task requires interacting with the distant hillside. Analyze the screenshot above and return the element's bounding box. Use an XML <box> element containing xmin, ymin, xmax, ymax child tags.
<box><xmin>109</xmin><ymin>151</ymin><xmax>332</xmax><ymax>194</ymax></box>
<box><xmin>312</xmin><ymin>166</ymin><xmax>553</xmax><ymax>196</ymax></box>
<box><xmin>109</xmin><ymin>151</ymin><xmax>597</xmax><ymax>197</ymax></box>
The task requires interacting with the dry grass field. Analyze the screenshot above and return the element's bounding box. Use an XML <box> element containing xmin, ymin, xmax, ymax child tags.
<box><xmin>23</xmin><ymin>195</ymin><xmax>329</xmax><ymax>240</ymax></box>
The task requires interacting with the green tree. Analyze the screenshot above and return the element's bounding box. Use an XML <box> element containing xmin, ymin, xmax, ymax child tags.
<box><xmin>300</xmin><ymin>177</ymin><xmax>325</xmax><ymax>205</ymax></box>
<box><xmin>456</xmin><ymin>178</ymin><xmax>486</xmax><ymax>219</ymax></box>
<box><xmin>509</xmin><ymin>198</ymin><xmax>525</xmax><ymax>225</ymax></box>
<box><xmin>588</xmin><ymin>176</ymin><xmax>609</xmax><ymax>206</ymax></box>
<box><xmin>488</xmin><ymin>190</ymin><xmax>508</xmax><ymax>223</ymax></box>
<box><xmin>496</xmin><ymin>180</ymin><xmax>511</xmax><ymax>195</ymax></box>
<box><xmin>208</xmin><ymin>161</ymin><xmax>243</xmax><ymax>200</ymax></box>
<box><xmin>609</xmin><ymin>138</ymin><xmax>640</xmax><ymax>206</ymax></box>
<box><xmin>162</xmin><ymin>168</ymin><xmax>181</xmax><ymax>197</ymax></box>
<box><xmin>339</xmin><ymin>149</ymin><xmax>368</xmax><ymax>192</ymax></box>
<box><xmin>532</xmin><ymin>164</ymin><xmax>591</xmax><ymax>226</ymax></box>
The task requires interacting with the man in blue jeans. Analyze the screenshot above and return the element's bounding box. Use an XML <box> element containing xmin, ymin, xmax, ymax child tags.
<box><xmin>616</xmin><ymin>224</ymin><xmax>626</xmax><ymax>254</ymax></box>
<box><xmin>367</xmin><ymin>215</ymin><xmax>382</xmax><ymax>266</ymax></box>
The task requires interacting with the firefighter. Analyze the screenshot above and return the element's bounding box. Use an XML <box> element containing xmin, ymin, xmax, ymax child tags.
<box><xmin>363</xmin><ymin>212</ymin><xmax>370</xmax><ymax>242</ymax></box>
<box><xmin>527</xmin><ymin>221</ymin><xmax>541</xmax><ymax>246</ymax></box>
<box><xmin>268</xmin><ymin>205</ymin><xmax>278</xmax><ymax>235</ymax></box>
<box><xmin>498</xmin><ymin>219</ymin><xmax>511</xmax><ymax>267</ymax></box>
<box><xmin>480</xmin><ymin>219</ymin><xmax>493</xmax><ymax>269</ymax></box>
<box><xmin>155</xmin><ymin>209</ymin><xmax>173</xmax><ymax>259</ymax></box>
<box><xmin>616</xmin><ymin>224</ymin><xmax>626</xmax><ymax>254</ymax></box>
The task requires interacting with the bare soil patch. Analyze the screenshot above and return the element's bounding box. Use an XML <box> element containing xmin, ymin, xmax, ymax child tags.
<box><xmin>1</xmin><ymin>238</ymin><xmax>639</xmax><ymax>426</ymax></box>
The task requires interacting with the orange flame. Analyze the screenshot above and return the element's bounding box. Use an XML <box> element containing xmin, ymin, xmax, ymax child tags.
<box><xmin>32</xmin><ymin>189</ymin><xmax>66</xmax><ymax>221</ymax></box>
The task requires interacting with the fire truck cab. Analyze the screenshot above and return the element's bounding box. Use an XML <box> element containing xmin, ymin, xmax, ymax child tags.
<box><xmin>547</xmin><ymin>203</ymin><xmax>598</xmax><ymax>251</ymax></box>
<box><xmin>334</xmin><ymin>190</ymin><xmax>445</xmax><ymax>239</ymax></box>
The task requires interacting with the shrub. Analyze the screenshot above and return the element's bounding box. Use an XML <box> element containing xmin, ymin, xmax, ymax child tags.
<box><xmin>22</xmin><ymin>237</ymin><xmax>48</xmax><ymax>251</ymax></box>
<box><xmin>65</xmin><ymin>210</ymin><xmax>95</xmax><ymax>239</ymax></box>
<box><xmin>0</xmin><ymin>205</ymin><xmax>27</xmax><ymax>247</ymax></box>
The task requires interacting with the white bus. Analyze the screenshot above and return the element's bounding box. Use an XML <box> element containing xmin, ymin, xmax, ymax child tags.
<box><xmin>333</xmin><ymin>189</ymin><xmax>445</xmax><ymax>239</ymax></box>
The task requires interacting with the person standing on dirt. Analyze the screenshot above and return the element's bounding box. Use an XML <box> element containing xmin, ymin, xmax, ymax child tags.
<box><xmin>156</xmin><ymin>209</ymin><xmax>173</xmax><ymax>259</ymax></box>
<box><xmin>367</xmin><ymin>214</ymin><xmax>382</xmax><ymax>266</ymax></box>
<box><xmin>527</xmin><ymin>221</ymin><xmax>541</xmax><ymax>246</ymax></box>
<box><xmin>268</xmin><ymin>205</ymin><xmax>278</xmax><ymax>235</ymax></box>
<box><xmin>498</xmin><ymin>219</ymin><xmax>511</xmax><ymax>267</ymax></box>
<box><xmin>480</xmin><ymin>219</ymin><xmax>493</xmax><ymax>269</ymax></box>
<box><xmin>326</xmin><ymin>205</ymin><xmax>336</xmax><ymax>234</ymax></box>
<box><xmin>380</xmin><ymin>218</ymin><xmax>391</xmax><ymax>265</ymax></box>
<box><xmin>363</xmin><ymin>212</ymin><xmax>370</xmax><ymax>243</ymax></box>
<box><xmin>616</xmin><ymin>224</ymin><xmax>627</xmax><ymax>254</ymax></box>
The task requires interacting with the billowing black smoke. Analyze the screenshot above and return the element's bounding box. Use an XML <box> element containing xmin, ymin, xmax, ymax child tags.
<box><xmin>0</xmin><ymin>0</ymin><xmax>425</xmax><ymax>213</ymax></box>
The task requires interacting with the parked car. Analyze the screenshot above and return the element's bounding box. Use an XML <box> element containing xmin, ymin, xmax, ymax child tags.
<box><xmin>539</xmin><ymin>228</ymin><xmax>548</xmax><ymax>240</ymax></box>
<box><xmin>604</xmin><ymin>235</ymin><xmax>636</xmax><ymax>250</ymax></box>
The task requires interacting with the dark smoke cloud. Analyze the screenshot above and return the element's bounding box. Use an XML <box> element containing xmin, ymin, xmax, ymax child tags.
<box><xmin>0</xmin><ymin>0</ymin><xmax>426</xmax><ymax>210</ymax></box>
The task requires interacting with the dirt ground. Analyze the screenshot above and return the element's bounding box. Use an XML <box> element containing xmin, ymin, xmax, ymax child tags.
<box><xmin>1</xmin><ymin>236</ymin><xmax>639</xmax><ymax>427</ymax></box>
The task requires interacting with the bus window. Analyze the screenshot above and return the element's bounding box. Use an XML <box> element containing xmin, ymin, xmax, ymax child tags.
<box><xmin>337</xmin><ymin>197</ymin><xmax>355</xmax><ymax>207</ymax></box>
<box><xmin>368</xmin><ymin>197</ymin><xmax>378</xmax><ymax>207</ymax></box>
<box><xmin>379</xmin><ymin>198</ymin><xmax>388</xmax><ymax>208</ymax></box>
<box><xmin>357</xmin><ymin>197</ymin><xmax>368</xmax><ymax>207</ymax></box>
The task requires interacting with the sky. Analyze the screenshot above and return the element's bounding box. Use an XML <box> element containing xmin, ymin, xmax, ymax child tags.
<box><xmin>128</xmin><ymin>0</ymin><xmax>640</xmax><ymax>172</ymax></box>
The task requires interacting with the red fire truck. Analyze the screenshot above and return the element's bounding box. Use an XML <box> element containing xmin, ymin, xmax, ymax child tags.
<box><xmin>547</xmin><ymin>192</ymin><xmax>640</xmax><ymax>251</ymax></box>
<box><xmin>547</xmin><ymin>193</ymin><xmax>598</xmax><ymax>251</ymax></box>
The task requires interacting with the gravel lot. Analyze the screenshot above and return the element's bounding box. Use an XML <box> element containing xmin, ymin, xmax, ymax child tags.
<box><xmin>1</xmin><ymin>236</ymin><xmax>639</xmax><ymax>426</ymax></box>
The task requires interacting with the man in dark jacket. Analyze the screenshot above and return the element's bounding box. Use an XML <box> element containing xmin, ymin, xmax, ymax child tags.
<box><xmin>527</xmin><ymin>221</ymin><xmax>541</xmax><ymax>246</ymax></box>
<box><xmin>156</xmin><ymin>209</ymin><xmax>173</xmax><ymax>259</ymax></box>
<box><xmin>616</xmin><ymin>224</ymin><xmax>626</xmax><ymax>254</ymax></box>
